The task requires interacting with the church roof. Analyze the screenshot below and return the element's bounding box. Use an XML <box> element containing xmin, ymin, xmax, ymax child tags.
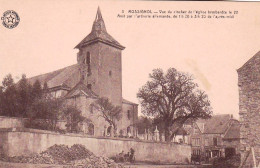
<box><xmin>27</xmin><ymin>64</ymin><xmax>83</xmax><ymax>89</ymax></box>
<box><xmin>75</xmin><ymin>7</ymin><xmax>125</xmax><ymax>50</ymax></box>
<box><xmin>65</xmin><ymin>81</ymin><xmax>98</xmax><ymax>99</ymax></box>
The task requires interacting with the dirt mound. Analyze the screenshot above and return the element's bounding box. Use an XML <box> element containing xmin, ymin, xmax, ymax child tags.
<box><xmin>3</xmin><ymin>144</ymin><xmax>124</xmax><ymax>168</ymax></box>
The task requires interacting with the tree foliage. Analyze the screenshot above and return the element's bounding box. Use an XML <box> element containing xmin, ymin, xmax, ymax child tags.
<box><xmin>136</xmin><ymin>116</ymin><xmax>153</xmax><ymax>134</ymax></box>
<box><xmin>63</xmin><ymin>105</ymin><xmax>87</xmax><ymax>133</ymax></box>
<box><xmin>0</xmin><ymin>74</ymin><xmax>45</xmax><ymax>118</ymax></box>
<box><xmin>137</xmin><ymin>68</ymin><xmax>212</xmax><ymax>142</ymax></box>
<box><xmin>0</xmin><ymin>74</ymin><xmax>65</xmax><ymax>131</ymax></box>
<box><xmin>26</xmin><ymin>96</ymin><xmax>63</xmax><ymax>130</ymax></box>
<box><xmin>94</xmin><ymin>97</ymin><xmax>122</xmax><ymax>136</ymax></box>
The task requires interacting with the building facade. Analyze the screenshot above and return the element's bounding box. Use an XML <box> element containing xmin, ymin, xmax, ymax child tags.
<box><xmin>27</xmin><ymin>8</ymin><xmax>138</xmax><ymax>137</ymax></box>
<box><xmin>189</xmin><ymin>114</ymin><xmax>240</xmax><ymax>159</ymax></box>
<box><xmin>238</xmin><ymin>51</ymin><xmax>260</xmax><ymax>167</ymax></box>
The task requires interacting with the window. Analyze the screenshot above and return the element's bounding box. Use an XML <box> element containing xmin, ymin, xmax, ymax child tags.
<box><xmin>193</xmin><ymin>149</ymin><xmax>201</xmax><ymax>156</ymax></box>
<box><xmin>213</xmin><ymin>137</ymin><xmax>218</xmax><ymax>146</ymax></box>
<box><xmin>193</xmin><ymin>126</ymin><xmax>200</xmax><ymax>134</ymax></box>
<box><xmin>88</xmin><ymin>123</ymin><xmax>94</xmax><ymax>135</ymax></box>
<box><xmin>205</xmin><ymin>138</ymin><xmax>209</xmax><ymax>146</ymax></box>
<box><xmin>127</xmin><ymin>110</ymin><xmax>131</xmax><ymax>119</ymax></box>
<box><xmin>109</xmin><ymin>71</ymin><xmax>112</xmax><ymax>77</ymax></box>
<box><xmin>87</xmin><ymin>66</ymin><xmax>91</xmax><ymax>76</ymax></box>
<box><xmin>87</xmin><ymin>52</ymin><xmax>90</xmax><ymax>64</ymax></box>
<box><xmin>127</xmin><ymin>126</ymin><xmax>131</xmax><ymax>134</ymax></box>
<box><xmin>107</xmin><ymin>126</ymin><xmax>112</xmax><ymax>136</ymax></box>
<box><xmin>192</xmin><ymin>138</ymin><xmax>200</xmax><ymax>146</ymax></box>
<box><xmin>87</xmin><ymin>84</ymin><xmax>92</xmax><ymax>90</ymax></box>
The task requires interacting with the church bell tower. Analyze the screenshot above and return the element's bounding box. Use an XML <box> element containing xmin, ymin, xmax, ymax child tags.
<box><xmin>75</xmin><ymin>7</ymin><xmax>125</xmax><ymax>106</ymax></box>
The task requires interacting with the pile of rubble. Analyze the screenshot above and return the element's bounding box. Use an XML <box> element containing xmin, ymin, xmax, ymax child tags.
<box><xmin>3</xmin><ymin>144</ymin><xmax>124</xmax><ymax>168</ymax></box>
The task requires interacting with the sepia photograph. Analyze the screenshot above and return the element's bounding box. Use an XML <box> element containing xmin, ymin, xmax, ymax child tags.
<box><xmin>0</xmin><ymin>1</ymin><xmax>260</xmax><ymax>167</ymax></box>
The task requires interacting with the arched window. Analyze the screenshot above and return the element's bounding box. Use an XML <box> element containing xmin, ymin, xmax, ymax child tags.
<box><xmin>107</xmin><ymin>126</ymin><xmax>112</xmax><ymax>136</ymax></box>
<box><xmin>127</xmin><ymin>126</ymin><xmax>132</xmax><ymax>137</ymax></box>
<box><xmin>127</xmin><ymin>126</ymin><xmax>131</xmax><ymax>134</ymax></box>
<box><xmin>88</xmin><ymin>123</ymin><xmax>94</xmax><ymax>135</ymax></box>
<box><xmin>89</xmin><ymin>104</ymin><xmax>94</xmax><ymax>114</ymax></box>
<box><xmin>87</xmin><ymin>52</ymin><xmax>90</xmax><ymax>64</ymax></box>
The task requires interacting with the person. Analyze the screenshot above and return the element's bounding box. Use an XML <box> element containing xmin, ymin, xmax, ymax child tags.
<box><xmin>130</xmin><ymin>148</ymin><xmax>135</xmax><ymax>163</ymax></box>
<box><xmin>124</xmin><ymin>152</ymin><xmax>130</xmax><ymax>162</ymax></box>
<box><xmin>119</xmin><ymin>150</ymin><xmax>125</xmax><ymax>162</ymax></box>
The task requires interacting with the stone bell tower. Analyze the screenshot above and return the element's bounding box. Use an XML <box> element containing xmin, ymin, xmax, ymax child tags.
<box><xmin>75</xmin><ymin>7</ymin><xmax>125</xmax><ymax>106</ymax></box>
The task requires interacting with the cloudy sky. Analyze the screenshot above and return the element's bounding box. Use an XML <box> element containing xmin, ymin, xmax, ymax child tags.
<box><xmin>1</xmin><ymin>1</ymin><xmax>260</xmax><ymax>118</ymax></box>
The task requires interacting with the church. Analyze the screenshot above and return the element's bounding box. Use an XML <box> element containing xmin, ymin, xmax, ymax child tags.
<box><xmin>27</xmin><ymin>7</ymin><xmax>138</xmax><ymax>137</ymax></box>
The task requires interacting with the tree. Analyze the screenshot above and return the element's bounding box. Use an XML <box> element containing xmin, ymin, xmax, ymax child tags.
<box><xmin>137</xmin><ymin>68</ymin><xmax>212</xmax><ymax>142</ymax></box>
<box><xmin>32</xmin><ymin>80</ymin><xmax>42</xmax><ymax>99</ymax></box>
<box><xmin>0</xmin><ymin>86</ymin><xmax>4</xmax><ymax>115</ymax></box>
<box><xmin>94</xmin><ymin>97</ymin><xmax>122</xmax><ymax>136</ymax></box>
<box><xmin>2</xmin><ymin>74</ymin><xmax>14</xmax><ymax>90</ymax></box>
<box><xmin>136</xmin><ymin>116</ymin><xmax>152</xmax><ymax>134</ymax></box>
<box><xmin>1</xmin><ymin>74</ymin><xmax>19</xmax><ymax>117</ymax></box>
<box><xmin>43</xmin><ymin>81</ymin><xmax>48</xmax><ymax>92</ymax></box>
<box><xmin>63</xmin><ymin>105</ymin><xmax>87</xmax><ymax>133</ymax></box>
<box><xmin>17</xmin><ymin>74</ymin><xmax>33</xmax><ymax>117</ymax></box>
<box><xmin>26</xmin><ymin>97</ymin><xmax>63</xmax><ymax>130</ymax></box>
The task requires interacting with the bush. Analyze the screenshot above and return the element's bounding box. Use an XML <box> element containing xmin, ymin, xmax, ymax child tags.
<box><xmin>24</xmin><ymin>119</ymin><xmax>66</xmax><ymax>133</ymax></box>
<box><xmin>212</xmin><ymin>154</ymin><xmax>241</xmax><ymax>168</ymax></box>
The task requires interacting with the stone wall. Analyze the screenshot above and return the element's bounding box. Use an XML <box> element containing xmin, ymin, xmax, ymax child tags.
<box><xmin>237</xmin><ymin>51</ymin><xmax>260</xmax><ymax>166</ymax></box>
<box><xmin>0</xmin><ymin>116</ymin><xmax>66</xmax><ymax>130</ymax></box>
<box><xmin>0</xmin><ymin>128</ymin><xmax>191</xmax><ymax>164</ymax></box>
<box><xmin>0</xmin><ymin>116</ymin><xmax>25</xmax><ymax>128</ymax></box>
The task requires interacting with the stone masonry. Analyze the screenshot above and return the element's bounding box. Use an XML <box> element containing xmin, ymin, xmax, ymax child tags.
<box><xmin>238</xmin><ymin>51</ymin><xmax>260</xmax><ymax>167</ymax></box>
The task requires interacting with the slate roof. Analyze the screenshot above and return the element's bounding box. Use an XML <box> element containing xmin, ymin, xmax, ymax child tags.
<box><xmin>122</xmin><ymin>98</ymin><xmax>138</xmax><ymax>105</ymax></box>
<box><xmin>237</xmin><ymin>50</ymin><xmax>260</xmax><ymax>72</ymax></box>
<box><xmin>65</xmin><ymin>81</ymin><xmax>98</xmax><ymax>99</ymax></box>
<box><xmin>196</xmin><ymin>114</ymin><xmax>232</xmax><ymax>134</ymax></box>
<box><xmin>223</xmin><ymin>120</ymin><xmax>240</xmax><ymax>139</ymax></box>
<box><xmin>27</xmin><ymin>64</ymin><xmax>83</xmax><ymax>89</ymax></box>
<box><xmin>75</xmin><ymin>7</ymin><xmax>125</xmax><ymax>50</ymax></box>
<box><xmin>175</xmin><ymin>127</ymin><xmax>188</xmax><ymax>135</ymax></box>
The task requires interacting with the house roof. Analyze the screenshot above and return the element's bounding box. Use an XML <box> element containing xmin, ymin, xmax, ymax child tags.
<box><xmin>196</xmin><ymin>114</ymin><xmax>233</xmax><ymax>134</ymax></box>
<box><xmin>65</xmin><ymin>81</ymin><xmax>98</xmax><ymax>99</ymax></box>
<box><xmin>122</xmin><ymin>98</ymin><xmax>138</xmax><ymax>105</ymax></box>
<box><xmin>27</xmin><ymin>64</ymin><xmax>84</xmax><ymax>89</ymax></box>
<box><xmin>175</xmin><ymin>127</ymin><xmax>188</xmax><ymax>135</ymax></box>
<box><xmin>223</xmin><ymin>120</ymin><xmax>240</xmax><ymax>139</ymax></box>
<box><xmin>74</xmin><ymin>7</ymin><xmax>125</xmax><ymax>50</ymax></box>
<box><xmin>237</xmin><ymin>50</ymin><xmax>260</xmax><ymax>72</ymax></box>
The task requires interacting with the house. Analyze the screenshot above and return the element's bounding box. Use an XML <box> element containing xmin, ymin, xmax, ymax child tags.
<box><xmin>190</xmin><ymin>114</ymin><xmax>240</xmax><ymax>159</ymax></box>
<box><xmin>27</xmin><ymin>7</ymin><xmax>138</xmax><ymax>137</ymax></box>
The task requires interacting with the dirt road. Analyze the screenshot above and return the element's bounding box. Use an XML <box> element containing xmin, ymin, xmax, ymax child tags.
<box><xmin>0</xmin><ymin>161</ymin><xmax>204</xmax><ymax>168</ymax></box>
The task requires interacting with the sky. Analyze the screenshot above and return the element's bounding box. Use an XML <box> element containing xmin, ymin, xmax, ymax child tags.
<box><xmin>1</xmin><ymin>0</ymin><xmax>260</xmax><ymax>119</ymax></box>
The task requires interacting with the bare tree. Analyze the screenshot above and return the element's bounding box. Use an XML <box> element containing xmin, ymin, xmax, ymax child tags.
<box><xmin>94</xmin><ymin>97</ymin><xmax>122</xmax><ymax>136</ymax></box>
<box><xmin>137</xmin><ymin>68</ymin><xmax>212</xmax><ymax>142</ymax></box>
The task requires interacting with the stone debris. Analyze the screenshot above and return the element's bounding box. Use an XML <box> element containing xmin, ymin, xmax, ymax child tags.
<box><xmin>2</xmin><ymin>144</ymin><xmax>124</xmax><ymax>168</ymax></box>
